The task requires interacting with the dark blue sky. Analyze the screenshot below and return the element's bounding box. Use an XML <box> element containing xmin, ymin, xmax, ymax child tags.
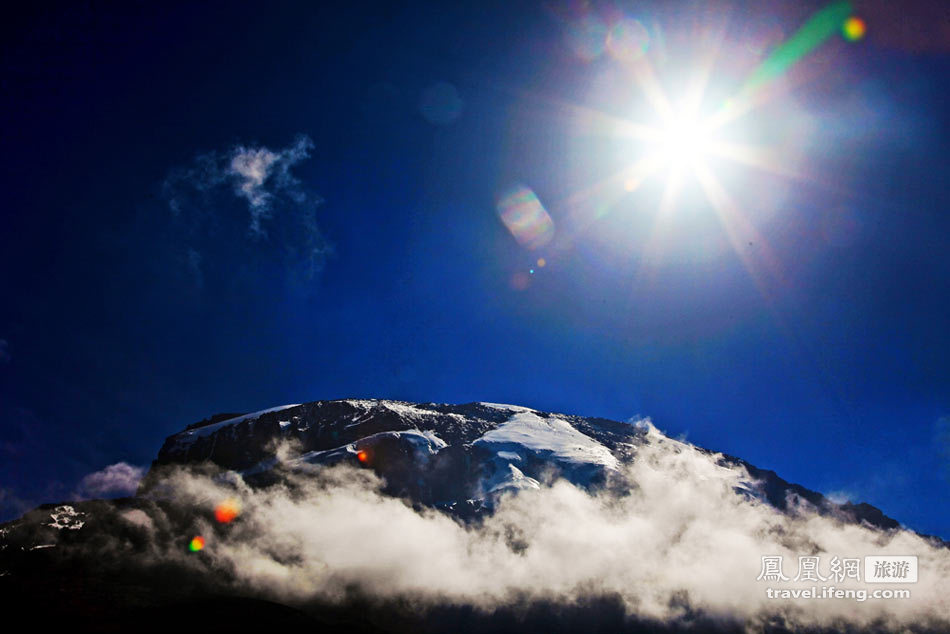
<box><xmin>0</xmin><ymin>1</ymin><xmax>947</xmax><ymax>537</ymax></box>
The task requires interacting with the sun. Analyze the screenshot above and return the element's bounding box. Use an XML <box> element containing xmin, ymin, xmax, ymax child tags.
<box><xmin>528</xmin><ymin>5</ymin><xmax>869</xmax><ymax>305</ymax></box>
<box><xmin>656</xmin><ymin>109</ymin><xmax>714</xmax><ymax>171</ymax></box>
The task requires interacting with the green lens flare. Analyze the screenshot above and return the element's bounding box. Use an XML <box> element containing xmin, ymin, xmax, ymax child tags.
<box><xmin>741</xmin><ymin>1</ymin><xmax>853</xmax><ymax>94</ymax></box>
<box><xmin>713</xmin><ymin>2</ymin><xmax>857</xmax><ymax>125</ymax></box>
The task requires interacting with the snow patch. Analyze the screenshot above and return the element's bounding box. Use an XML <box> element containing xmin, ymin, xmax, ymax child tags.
<box><xmin>478</xmin><ymin>402</ymin><xmax>534</xmax><ymax>413</ymax></box>
<box><xmin>47</xmin><ymin>505</ymin><xmax>85</xmax><ymax>531</ymax></box>
<box><xmin>475</xmin><ymin>411</ymin><xmax>618</xmax><ymax>470</ymax></box>
<box><xmin>253</xmin><ymin>429</ymin><xmax>450</xmax><ymax>473</ymax></box>
<box><xmin>382</xmin><ymin>401</ymin><xmax>433</xmax><ymax>419</ymax></box>
<box><xmin>175</xmin><ymin>404</ymin><xmax>301</xmax><ymax>443</ymax></box>
<box><xmin>490</xmin><ymin>463</ymin><xmax>540</xmax><ymax>494</ymax></box>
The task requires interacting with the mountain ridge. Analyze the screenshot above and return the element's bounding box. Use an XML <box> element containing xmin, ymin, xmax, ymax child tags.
<box><xmin>148</xmin><ymin>398</ymin><xmax>908</xmax><ymax>534</ymax></box>
<box><xmin>3</xmin><ymin>397</ymin><xmax>948</xmax><ymax>633</ymax></box>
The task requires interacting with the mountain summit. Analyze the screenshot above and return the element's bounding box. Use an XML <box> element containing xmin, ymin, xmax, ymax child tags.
<box><xmin>2</xmin><ymin>399</ymin><xmax>947</xmax><ymax>633</ymax></box>
<box><xmin>149</xmin><ymin>398</ymin><xmax>900</xmax><ymax>529</ymax></box>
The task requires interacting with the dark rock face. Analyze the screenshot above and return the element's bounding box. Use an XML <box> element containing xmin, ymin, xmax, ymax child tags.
<box><xmin>719</xmin><ymin>455</ymin><xmax>905</xmax><ymax>532</ymax></box>
<box><xmin>185</xmin><ymin>412</ymin><xmax>248</xmax><ymax>431</ymax></box>
<box><xmin>155</xmin><ymin>401</ymin><xmax>498</xmax><ymax>470</ymax></box>
<box><xmin>155</xmin><ymin>400</ymin><xmax>649</xmax><ymax>470</ymax></box>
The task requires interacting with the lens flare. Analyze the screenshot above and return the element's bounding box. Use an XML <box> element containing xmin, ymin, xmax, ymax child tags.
<box><xmin>842</xmin><ymin>16</ymin><xmax>866</xmax><ymax>42</ymax></box>
<box><xmin>214</xmin><ymin>498</ymin><xmax>241</xmax><ymax>524</ymax></box>
<box><xmin>497</xmin><ymin>185</ymin><xmax>555</xmax><ymax>250</ymax></box>
<box><xmin>356</xmin><ymin>450</ymin><xmax>369</xmax><ymax>463</ymax></box>
<box><xmin>564</xmin><ymin>14</ymin><xmax>608</xmax><ymax>61</ymax></box>
<box><xmin>188</xmin><ymin>536</ymin><xmax>205</xmax><ymax>552</ymax></box>
<box><xmin>711</xmin><ymin>1</ymin><xmax>854</xmax><ymax>128</ymax></box>
<box><xmin>743</xmin><ymin>1</ymin><xmax>852</xmax><ymax>93</ymax></box>
<box><xmin>607</xmin><ymin>18</ymin><xmax>650</xmax><ymax>62</ymax></box>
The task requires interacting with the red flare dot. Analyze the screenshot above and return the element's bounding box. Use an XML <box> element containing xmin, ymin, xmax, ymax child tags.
<box><xmin>214</xmin><ymin>499</ymin><xmax>241</xmax><ymax>524</ymax></box>
<box><xmin>356</xmin><ymin>450</ymin><xmax>369</xmax><ymax>463</ymax></box>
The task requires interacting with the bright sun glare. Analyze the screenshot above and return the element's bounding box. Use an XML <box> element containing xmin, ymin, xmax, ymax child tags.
<box><xmin>657</xmin><ymin>110</ymin><xmax>713</xmax><ymax>170</ymax></box>
<box><xmin>505</xmin><ymin>3</ymin><xmax>868</xmax><ymax>292</ymax></box>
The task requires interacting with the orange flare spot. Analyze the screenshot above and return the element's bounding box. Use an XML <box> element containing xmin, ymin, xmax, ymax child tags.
<box><xmin>356</xmin><ymin>450</ymin><xmax>369</xmax><ymax>463</ymax></box>
<box><xmin>214</xmin><ymin>498</ymin><xmax>241</xmax><ymax>524</ymax></box>
<box><xmin>189</xmin><ymin>536</ymin><xmax>205</xmax><ymax>552</ymax></box>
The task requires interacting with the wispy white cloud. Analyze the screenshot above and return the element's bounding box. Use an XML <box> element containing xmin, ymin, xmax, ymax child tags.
<box><xmin>164</xmin><ymin>135</ymin><xmax>316</xmax><ymax>237</ymax></box>
<box><xmin>225</xmin><ymin>136</ymin><xmax>314</xmax><ymax>236</ymax></box>
<box><xmin>229</xmin><ymin>146</ymin><xmax>280</xmax><ymax>210</ymax></box>
<box><xmin>76</xmin><ymin>462</ymin><xmax>144</xmax><ymax>499</ymax></box>
<box><xmin>161</xmin><ymin>135</ymin><xmax>331</xmax><ymax>288</ymax></box>
<box><xmin>824</xmin><ymin>489</ymin><xmax>856</xmax><ymax>504</ymax></box>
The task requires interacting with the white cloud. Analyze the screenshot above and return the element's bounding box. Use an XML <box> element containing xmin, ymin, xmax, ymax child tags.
<box><xmin>143</xmin><ymin>426</ymin><xmax>950</xmax><ymax>630</ymax></box>
<box><xmin>825</xmin><ymin>489</ymin><xmax>856</xmax><ymax>504</ymax></box>
<box><xmin>161</xmin><ymin>135</ymin><xmax>331</xmax><ymax>287</ymax></box>
<box><xmin>164</xmin><ymin>135</ymin><xmax>316</xmax><ymax>238</ymax></box>
<box><xmin>229</xmin><ymin>147</ymin><xmax>279</xmax><ymax>209</ymax></box>
<box><xmin>119</xmin><ymin>508</ymin><xmax>154</xmax><ymax>531</ymax></box>
<box><xmin>226</xmin><ymin>136</ymin><xmax>314</xmax><ymax>236</ymax></box>
<box><xmin>77</xmin><ymin>462</ymin><xmax>145</xmax><ymax>498</ymax></box>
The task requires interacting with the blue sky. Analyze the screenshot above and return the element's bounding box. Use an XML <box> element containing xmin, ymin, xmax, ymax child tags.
<box><xmin>0</xmin><ymin>1</ymin><xmax>947</xmax><ymax>537</ymax></box>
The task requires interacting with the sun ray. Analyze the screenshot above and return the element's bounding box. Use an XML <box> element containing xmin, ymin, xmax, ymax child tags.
<box><xmin>636</xmin><ymin>168</ymin><xmax>683</xmax><ymax>284</ymax></box>
<box><xmin>705</xmin><ymin>139</ymin><xmax>862</xmax><ymax>200</ymax></box>
<box><xmin>624</xmin><ymin>56</ymin><xmax>676</xmax><ymax>124</ymax></box>
<box><xmin>563</xmin><ymin>154</ymin><xmax>667</xmax><ymax>234</ymax></box>
<box><xmin>688</xmin><ymin>159</ymin><xmax>849</xmax><ymax>403</ymax></box>
<box><xmin>706</xmin><ymin>139</ymin><xmax>814</xmax><ymax>184</ymax></box>
<box><xmin>678</xmin><ymin>11</ymin><xmax>731</xmax><ymax>119</ymax></box>
<box><xmin>501</xmin><ymin>86</ymin><xmax>661</xmax><ymax>144</ymax></box>
<box><xmin>693</xmin><ymin>161</ymin><xmax>789</xmax><ymax>304</ymax></box>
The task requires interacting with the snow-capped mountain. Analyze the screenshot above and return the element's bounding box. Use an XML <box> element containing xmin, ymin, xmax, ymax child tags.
<box><xmin>2</xmin><ymin>398</ymin><xmax>946</xmax><ymax>634</ymax></box>
<box><xmin>148</xmin><ymin>398</ymin><xmax>901</xmax><ymax>529</ymax></box>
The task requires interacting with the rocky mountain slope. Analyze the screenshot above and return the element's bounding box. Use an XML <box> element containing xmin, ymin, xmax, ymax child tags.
<box><xmin>1</xmin><ymin>398</ymin><xmax>945</xmax><ymax>633</ymax></box>
<box><xmin>148</xmin><ymin>398</ymin><xmax>903</xmax><ymax>529</ymax></box>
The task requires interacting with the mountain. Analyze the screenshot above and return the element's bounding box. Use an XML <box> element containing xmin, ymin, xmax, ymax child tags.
<box><xmin>147</xmin><ymin>399</ymin><xmax>902</xmax><ymax>529</ymax></box>
<box><xmin>1</xmin><ymin>399</ymin><xmax>947</xmax><ymax>633</ymax></box>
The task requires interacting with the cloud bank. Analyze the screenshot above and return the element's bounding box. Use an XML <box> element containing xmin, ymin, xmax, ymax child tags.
<box><xmin>138</xmin><ymin>425</ymin><xmax>950</xmax><ymax>631</ymax></box>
